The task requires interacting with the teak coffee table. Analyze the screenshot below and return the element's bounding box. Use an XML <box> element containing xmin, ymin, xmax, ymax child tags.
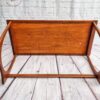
<box><xmin>0</xmin><ymin>20</ymin><xmax>100</xmax><ymax>84</ymax></box>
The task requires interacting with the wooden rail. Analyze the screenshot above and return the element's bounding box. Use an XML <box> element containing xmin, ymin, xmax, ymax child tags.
<box><xmin>5</xmin><ymin>74</ymin><xmax>96</xmax><ymax>78</ymax></box>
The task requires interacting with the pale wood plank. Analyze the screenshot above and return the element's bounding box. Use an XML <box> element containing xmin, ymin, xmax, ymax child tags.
<box><xmin>2</xmin><ymin>45</ymin><xmax>11</xmax><ymax>51</ymax></box>
<box><xmin>2</xmin><ymin>53</ymin><xmax>13</xmax><ymax>70</ymax></box>
<box><xmin>31</xmin><ymin>56</ymin><xmax>61</xmax><ymax>100</ymax></box>
<box><xmin>1</xmin><ymin>56</ymin><xmax>38</xmax><ymax>100</ymax></box>
<box><xmin>2</xmin><ymin>56</ymin><xmax>61</xmax><ymax>100</ymax></box>
<box><xmin>90</xmin><ymin>32</ymin><xmax>100</xmax><ymax>71</ymax></box>
<box><xmin>71</xmin><ymin>56</ymin><xmax>100</xmax><ymax>100</ymax></box>
<box><xmin>1</xmin><ymin>44</ymin><xmax>13</xmax><ymax>71</ymax></box>
<box><xmin>89</xmin><ymin>55</ymin><xmax>100</xmax><ymax>72</ymax></box>
<box><xmin>2</xmin><ymin>47</ymin><xmax>12</xmax><ymax>57</ymax></box>
<box><xmin>90</xmin><ymin>34</ymin><xmax>100</xmax><ymax>71</ymax></box>
<box><xmin>57</xmin><ymin>56</ymin><xmax>96</xmax><ymax>100</ymax></box>
<box><xmin>0</xmin><ymin>55</ymin><xmax>30</xmax><ymax>97</ymax></box>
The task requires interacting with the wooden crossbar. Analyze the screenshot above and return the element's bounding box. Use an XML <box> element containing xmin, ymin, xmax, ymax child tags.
<box><xmin>5</xmin><ymin>74</ymin><xmax>96</xmax><ymax>78</ymax></box>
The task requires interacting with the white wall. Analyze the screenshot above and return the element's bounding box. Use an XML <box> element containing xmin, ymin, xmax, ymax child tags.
<box><xmin>0</xmin><ymin>0</ymin><xmax>100</xmax><ymax>33</ymax></box>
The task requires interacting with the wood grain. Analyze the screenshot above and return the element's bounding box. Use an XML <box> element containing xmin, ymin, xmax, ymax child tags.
<box><xmin>8</xmin><ymin>20</ymin><xmax>95</xmax><ymax>55</ymax></box>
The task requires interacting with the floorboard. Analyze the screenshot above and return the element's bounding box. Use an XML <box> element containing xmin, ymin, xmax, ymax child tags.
<box><xmin>0</xmin><ymin>56</ymin><xmax>30</xmax><ymax>98</ymax></box>
<box><xmin>57</xmin><ymin>56</ymin><xmax>96</xmax><ymax>100</ymax></box>
<box><xmin>71</xmin><ymin>56</ymin><xmax>100</xmax><ymax>100</ymax></box>
<box><xmin>1</xmin><ymin>56</ymin><xmax>61</xmax><ymax>100</ymax></box>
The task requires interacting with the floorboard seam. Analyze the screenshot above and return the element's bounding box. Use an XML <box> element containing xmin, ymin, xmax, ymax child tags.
<box><xmin>55</xmin><ymin>56</ymin><xmax>64</xmax><ymax>100</ymax></box>
<box><xmin>0</xmin><ymin>56</ymin><xmax>31</xmax><ymax>99</ymax></box>
<box><xmin>31</xmin><ymin>61</ymin><xmax>43</xmax><ymax>100</ymax></box>
<box><xmin>31</xmin><ymin>79</ymin><xmax>38</xmax><ymax>100</ymax></box>
<box><xmin>70</xmin><ymin>56</ymin><xmax>98</xmax><ymax>100</ymax></box>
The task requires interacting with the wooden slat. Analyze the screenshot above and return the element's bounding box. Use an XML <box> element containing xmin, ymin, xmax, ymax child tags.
<box><xmin>5</xmin><ymin>74</ymin><xmax>96</xmax><ymax>78</ymax></box>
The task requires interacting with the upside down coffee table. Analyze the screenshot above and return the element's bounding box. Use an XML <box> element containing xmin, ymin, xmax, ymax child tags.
<box><xmin>0</xmin><ymin>20</ymin><xmax>100</xmax><ymax>84</ymax></box>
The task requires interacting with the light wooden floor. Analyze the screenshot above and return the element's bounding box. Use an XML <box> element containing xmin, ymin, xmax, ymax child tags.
<box><xmin>0</xmin><ymin>37</ymin><xmax>100</xmax><ymax>100</ymax></box>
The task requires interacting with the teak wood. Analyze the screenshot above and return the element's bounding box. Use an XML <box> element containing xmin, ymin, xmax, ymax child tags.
<box><xmin>0</xmin><ymin>20</ymin><xmax>100</xmax><ymax>84</ymax></box>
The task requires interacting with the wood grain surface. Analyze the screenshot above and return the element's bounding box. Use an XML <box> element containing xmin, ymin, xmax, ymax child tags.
<box><xmin>8</xmin><ymin>20</ymin><xmax>95</xmax><ymax>55</ymax></box>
